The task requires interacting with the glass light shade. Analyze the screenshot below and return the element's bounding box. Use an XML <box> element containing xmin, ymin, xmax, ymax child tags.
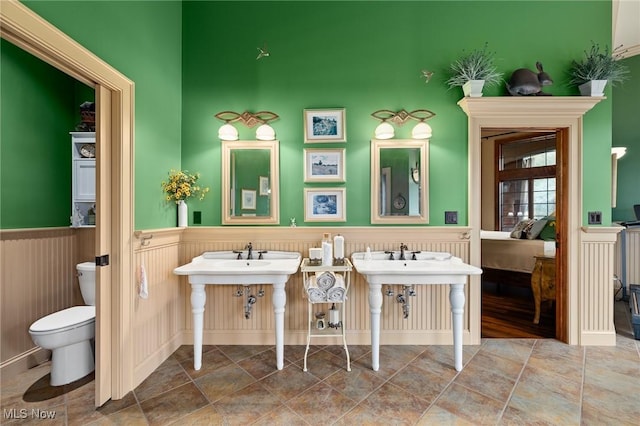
<box><xmin>611</xmin><ymin>147</ymin><xmax>627</xmax><ymax>159</ymax></box>
<box><xmin>412</xmin><ymin>122</ymin><xmax>432</xmax><ymax>139</ymax></box>
<box><xmin>256</xmin><ymin>124</ymin><xmax>276</xmax><ymax>141</ymax></box>
<box><xmin>218</xmin><ymin>123</ymin><xmax>238</xmax><ymax>141</ymax></box>
<box><xmin>375</xmin><ymin>122</ymin><xmax>395</xmax><ymax>139</ymax></box>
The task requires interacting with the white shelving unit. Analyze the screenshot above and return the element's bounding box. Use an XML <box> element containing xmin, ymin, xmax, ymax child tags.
<box><xmin>300</xmin><ymin>258</ymin><xmax>352</xmax><ymax>372</ymax></box>
<box><xmin>70</xmin><ymin>132</ymin><xmax>96</xmax><ymax>228</ymax></box>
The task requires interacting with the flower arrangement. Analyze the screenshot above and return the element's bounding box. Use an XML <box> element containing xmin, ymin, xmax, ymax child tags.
<box><xmin>569</xmin><ymin>42</ymin><xmax>629</xmax><ymax>86</ymax></box>
<box><xmin>446</xmin><ymin>43</ymin><xmax>503</xmax><ymax>88</ymax></box>
<box><xmin>161</xmin><ymin>169</ymin><xmax>209</xmax><ymax>203</ymax></box>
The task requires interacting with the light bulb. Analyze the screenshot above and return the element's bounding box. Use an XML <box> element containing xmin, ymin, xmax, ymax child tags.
<box><xmin>256</xmin><ymin>124</ymin><xmax>275</xmax><ymax>141</ymax></box>
<box><xmin>412</xmin><ymin>122</ymin><xmax>432</xmax><ymax>139</ymax></box>
<box><xmin>218</xmin><ymin>123</ymin><xmax>238</xmax><ymax>141</ymax></box>
<box><xmin>375</xmin><ymin>122</ymin><xmax>394</xmax><ymax>139</ymax></box>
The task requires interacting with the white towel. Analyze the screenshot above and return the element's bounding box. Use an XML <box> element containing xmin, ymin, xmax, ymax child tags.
<box><xmin>139</xmin><ymin>261</ymin><xmax>149</xmax><ymax>299</ymax></box>
<box><xmin>316</xmin><ymin>271</ymin><xmax>336</xmax><ymax>291</ymax></box>
<box><xmin>327</xmin><ymin>274</ymin><xmax>346</xmax><ymax>302</ymax></box>
<box><xmin>307</xmin><ymin>275</ymin><xmax>327</xmax><ymax>302</ymax></box>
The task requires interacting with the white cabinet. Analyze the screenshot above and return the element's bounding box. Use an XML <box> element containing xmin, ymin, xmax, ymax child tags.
<box><xmin>70</xmin><ymin>132</ymin><xmax>96</xmax><ymax>227</ymax></box>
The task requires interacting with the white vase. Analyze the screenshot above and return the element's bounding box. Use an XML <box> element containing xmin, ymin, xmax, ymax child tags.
<box><xmin>579</xmin><ymin>80</ymin><xmax>607</xmax><ymax>97</ymax></box>
<box><xmin>177</xmin><ymin>200</ymin><xmax>188</xmax><ymax>227</ymax></box>
<box><xmin>463</xmin><ymin>80</ymin><xmax>485</xmax><ymax>97</ymax></box>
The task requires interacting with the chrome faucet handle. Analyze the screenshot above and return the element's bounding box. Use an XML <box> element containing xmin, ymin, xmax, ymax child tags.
<box><xmin>399</xmin><ymin>243</ymin><xmax>408</xmax><ymax>260</ymax></box>
<box><xmin>384</xmin><ymin>250</ymin><xmax>395</xmax><ymax>260</ymax></box>
<box><xmin>232</xmin><ymin>250</ymin><xmax>243</xmax><ymax>259</ymax></box>
<box><xmin>411</xmin><ymin>251</ymin><xmax>421</xmax><ymax>260</ymax></box>
<box><xmin>258</xmin><ymin>250</ymin><xmax>268</xmax><ymax>260</ymax></box>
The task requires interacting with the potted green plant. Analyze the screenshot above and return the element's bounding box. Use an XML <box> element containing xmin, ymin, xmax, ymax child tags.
<box><xmin>570</xmin><ymin>42</ymin><xmax>629</xmax><ymax>96</ymax></box>
<box><xmin>446</xmin><ymin>43</ymin><xmax>503</xmax><ymax>97</ymax></box>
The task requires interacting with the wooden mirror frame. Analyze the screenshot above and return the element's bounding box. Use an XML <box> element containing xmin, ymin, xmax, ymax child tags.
<box><xmin>222</xmin><ymin>140</ymin><xmax>279</xmax><ymax>225</ymax></box>
<box><xmin>371</xmin><ymin>138</ymin><xmax>429</xmax><ymax>224</ymax></box>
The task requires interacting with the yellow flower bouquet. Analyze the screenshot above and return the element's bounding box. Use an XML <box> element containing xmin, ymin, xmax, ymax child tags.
<box><xmin>161</xmin><ymin>169</ymin><xmax>209</xmax><ymax>203</ymax></box>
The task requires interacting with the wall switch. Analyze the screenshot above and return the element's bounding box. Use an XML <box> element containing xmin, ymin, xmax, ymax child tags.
<box><xmin>588</xmin><ymin>211</ymin><xmax>602</xmax><ymax>225</ymax></box>
<box><xmin>193</xmin><ymin>211</ymin><xmax>202</xmax><ymax>224</ymax></box>
<box><xmin>445</xmin><ymin>211</ymin><xmax>458</xmax><ymax>225</ymax></box>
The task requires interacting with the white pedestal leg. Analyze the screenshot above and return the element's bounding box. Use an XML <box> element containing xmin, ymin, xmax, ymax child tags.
<box><xmin>272</xmin><ymin>280</ymin><xmax>286</xmax><ymax>370</ymax></box>
<box><xmin>449</xmin><ymin>283</ymin><xmax>465</xmax><ymax>372</ymax></box>
<box><xmin>368</xmin><ymin>283</ymin><xmax>382</xmax><ymax>371</ymax></box>
<box><xmin>190</xmin><ymin>284</ymin><xmax>206</xmax><ymax>371</ymax></box>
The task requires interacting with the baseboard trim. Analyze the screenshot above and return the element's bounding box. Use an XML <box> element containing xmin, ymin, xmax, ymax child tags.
<box><xmin>0</xmin><ymin>347</ymin><xmax>50</xmax><ymax>381</ymax></box>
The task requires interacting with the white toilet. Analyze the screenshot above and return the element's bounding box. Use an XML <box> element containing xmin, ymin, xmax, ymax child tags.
<box><xmin>29</xmin><ymin>262</ymin><xmax>96</xmax><ymax>386</ymax></box>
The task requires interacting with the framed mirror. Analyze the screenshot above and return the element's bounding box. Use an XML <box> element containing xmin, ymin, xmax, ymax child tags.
<box><xmin>222</xmin><ymin>140</ymin><xmax>279</xmax><ymax>224</ymax></box>
<box><xmin>371</xmin><ymin>139</ymin><xmax>429</xmax><ymax>224</ymax></box>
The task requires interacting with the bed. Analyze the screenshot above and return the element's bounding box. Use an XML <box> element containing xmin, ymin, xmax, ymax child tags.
<box><xmin>481</xmin><ymin>230</ymin><xmax>556</xmax><ymax>288</ymax></box>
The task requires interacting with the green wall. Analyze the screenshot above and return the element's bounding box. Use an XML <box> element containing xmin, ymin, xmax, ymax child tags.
<box><xmin>1</xmin><ymin>1</ymin><xmax>619</xmax><ymax>230</ymax></box>
<box><xmin>22</xmin><ymin>0</ymin><xmax>183</xmax><ymax>229</ymax></box>
<box><xmin>0</xmin><ymin>40</ymin><xmax>76</xmax><ymax>228</ymax></box>
<box><xmin>612</xmin><ymin>54</ymin><xmax>640</xmax><ymax>222</ymax></box>
<box><xmin>181</xmin><ymin>0</ymin><xmax>613</xmax><ymax>227</ymax></box>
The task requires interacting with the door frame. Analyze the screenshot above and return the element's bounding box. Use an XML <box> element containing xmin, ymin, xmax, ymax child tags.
<box><xmin>460</xmin><ymin>96</ymin><xmax>602</xmax><ymax>345</ymax></box>
<box><xmin>482</xmin><ymin>128</ymin><xmax>566</xmax><ymax>339</ymax></box>
<box><xmin>1</xmin><ymin>0</ymin><xmax>134</xmax><ymax>405</ymax></box>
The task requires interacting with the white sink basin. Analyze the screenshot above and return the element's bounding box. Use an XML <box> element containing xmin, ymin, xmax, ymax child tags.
<box><xmin>351</xmin><ymin>250</ymin><xmax>482</xmax><ymax>372</ymax></box>
<box><xmin>174</xmin><ymin>250</ymin><xmax>301</xmax><ymax>284</ymax></box>
<box><xmin>173</xmin><ymin>250</ymin><xmax>302</xmax><ymax>372</ymax></box>
<box><xmin>351</xmin><ymin>251</ymin><xmax>481</xmax><ymax>284</ymax></box>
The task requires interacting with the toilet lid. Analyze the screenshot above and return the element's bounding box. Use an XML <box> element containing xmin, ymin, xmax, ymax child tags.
<box><xmin>30</xmin><ymin>306</ymin><xmax>95</xmax><ymax>333</ymax></box>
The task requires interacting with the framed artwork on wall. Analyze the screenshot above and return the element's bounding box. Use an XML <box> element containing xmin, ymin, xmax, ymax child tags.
<box><xmin>304</xmin><ymin>148</ymin><xmax>345</xmax><ymax>182</ymax></box>
<box><xmin>259</xmin><ymin>176</ymin><xmax>269</xmax><ymax>195</ymax></box>
<box><xmin>303</xmin><ymin>108</ymin><xmax>346</xmax><ymax>142</ymax></box>
<box><xmin>241</xmin><ymin>189</ymin><xmax>256</xmax><ymax>210</ymax></box>
<box><xmin>304</xmin><ymin>188</ymin><xmax>346</xmax><ymax>222</ymax></box>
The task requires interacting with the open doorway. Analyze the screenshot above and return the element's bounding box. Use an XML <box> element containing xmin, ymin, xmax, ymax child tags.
<box><xmin>1</xmin><ymin>1</ymin><xmax>134</xmax><ymax>405</ymax></box>
<box><xmin>480</xmin><ymin>128</ymin><xmax>565</xmax><ymax>339</ymax></box>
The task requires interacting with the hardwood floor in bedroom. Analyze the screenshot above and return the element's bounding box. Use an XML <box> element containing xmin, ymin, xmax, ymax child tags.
<box><xmin>481</xmin><ymin>281</ymin><xmax>555</xmax><ymax>339</ymax></box>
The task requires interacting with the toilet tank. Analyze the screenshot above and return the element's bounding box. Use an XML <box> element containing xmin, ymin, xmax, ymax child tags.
<box><xmin>76</xmin><ymin>262</ymin><xmax>96</xmax><ymax>306</ymax></box>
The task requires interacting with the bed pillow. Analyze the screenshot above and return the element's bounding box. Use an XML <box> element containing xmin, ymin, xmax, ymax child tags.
<box><xmin>539</xmin><ymin>216</ymin><xmax>556</xmax><ymax>241</ymax></box>
<box><xmin>525</xmin><ymin>218</ymin><xmax>548</xmax><ymax>240</ymax></box>
<box><xmin>510</xmin><ymin>219</ymin><xmax>534</xmax><ymax>239</ymax></box>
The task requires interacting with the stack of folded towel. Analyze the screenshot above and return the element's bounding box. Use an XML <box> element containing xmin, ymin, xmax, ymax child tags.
<box><xmin>307</xmin><ymin>271</ymin><xmax>346</xmax><ymax>302</ymax></box>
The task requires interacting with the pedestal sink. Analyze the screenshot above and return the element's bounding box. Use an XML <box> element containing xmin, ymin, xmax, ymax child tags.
<box><xmin>174</xmin><ymin>250</ymin><xmax>302</xmax><ymax>371</ymax></box>
<box><xmin>351</xmin><ymin>250</ymin><xmax>482</xmax><ymax>372</ymax></box>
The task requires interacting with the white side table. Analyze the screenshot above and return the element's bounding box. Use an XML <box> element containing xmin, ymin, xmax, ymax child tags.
<box><xmin>300</xmin><ymin>258</ymin><xmax>352</xmax><ymax>372</ymax></box>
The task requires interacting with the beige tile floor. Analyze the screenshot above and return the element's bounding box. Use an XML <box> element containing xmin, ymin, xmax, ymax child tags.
<box><xmin>2</xmin><ymin>301</ymin><xmax>639</xmax><ymax>425</ymax></box>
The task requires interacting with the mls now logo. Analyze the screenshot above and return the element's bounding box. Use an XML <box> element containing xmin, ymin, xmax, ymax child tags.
<box><xmin>4</xmin><ymin>408</ymin><xmax>56</xmax><ymax>419</ymax></box>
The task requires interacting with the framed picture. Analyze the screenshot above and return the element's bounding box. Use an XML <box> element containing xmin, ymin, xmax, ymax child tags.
<box><xmin>259</xmin><ymin>176</ymin><xmax>269</xmax><ymax>195</ymax></box>
<box><xmin>304</xmin><ymin>188</ymin><xmax>346</xmax><ymax>222</ymax></box>
<box><xmin>304</xmin><ymin>148</ymin><xmax>345</xmax><ymax>182</ymax></box>
<box><xmin>241</xmin><ymin>189</ymin><xmax>256</xmax><ymax>210</ymax></box>
<box><xmin>303</xmin><ymin>108</ymin><xmax>346</xmax><ymax>143</ymax></box>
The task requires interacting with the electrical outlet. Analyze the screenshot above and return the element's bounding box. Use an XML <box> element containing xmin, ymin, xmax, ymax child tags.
<box><xmin>193</xmin><ymin>211</ymin><xmax>202</xmax><ymax>224</ymax></box>
<box><xmin>445</xmin><ymin>211</ymin><xmax>458</xmax><ymax>225</ymax></box>
<box><xmin>588</xmin><ymin>211</ymin><xmax>602</xmax><ymax>225</ymax></box>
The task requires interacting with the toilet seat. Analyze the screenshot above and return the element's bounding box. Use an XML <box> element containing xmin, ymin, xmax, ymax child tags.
<box><xmin>29</xmin><ymin>306</ymin><xmax>95</xmax><ymax>334</ymax></box>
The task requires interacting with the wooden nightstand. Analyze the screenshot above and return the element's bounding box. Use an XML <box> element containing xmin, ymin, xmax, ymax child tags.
<box><xmin>531</xmin><ymin>255</ymin><xmax>556</xmax><ymax>324</ymax></box>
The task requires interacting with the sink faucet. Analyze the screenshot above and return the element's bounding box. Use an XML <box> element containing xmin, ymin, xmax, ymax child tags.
<box><xmin>399</xmin><ymin>243</ymin><xmax>408</xmax><ymax>261</ymax></box>
<box><xmin>246</xmin><ymin>242</ymin><xmax>253</xmax><ymax>260</ymax></box>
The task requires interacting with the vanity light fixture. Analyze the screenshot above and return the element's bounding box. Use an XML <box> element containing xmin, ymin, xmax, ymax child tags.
<box><xmin>371</xmin><ymin>109</ymin><xmax>435</xmax><ymax>140</ymax></box>
<box><xmin>215</xmin><ymin>110</ymin><xmax>279</xmax><ymax>141</ymax></box>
